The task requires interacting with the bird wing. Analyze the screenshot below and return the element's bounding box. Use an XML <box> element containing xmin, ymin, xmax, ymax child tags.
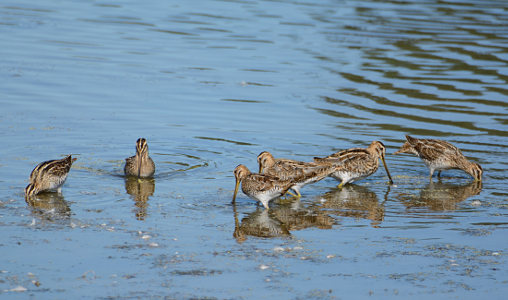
<box><xmin>414</xmin><ymin>139</ymin><xmax>459</xmax><ymax>161</ymax></box>
<box><xmin>247</xmin><ymin>174</ymin><xmax>294</xmax><ymax>196</ymax></box>
<box><xmin>29</xmin><ymin>159</ymin><xmax>59</xmax><ymax>183</ymax></box>
<box><xmin>315</xmin><ymin>148</ymin><xmax>369</xmax><ymax>167</ymax></box>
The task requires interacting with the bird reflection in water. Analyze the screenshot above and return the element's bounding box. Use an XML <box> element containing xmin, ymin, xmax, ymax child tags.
<box><xmin>25</xmin><ymin>192</ymin><xmax>71</xmax><ymax>221</ymax></box>
<box><xmin>232</xmin><ymin>198</ymin><xmax>335</xmax><ymax>243</ymax></box>
<box><xmin>397</xmin><ymin>180</ymin><xmax>482</xmax><ymax>211</ymax></box>
<box><xmin>233</xmin><ymin>204</ymin><xmax>290</xmax><ymax>243</ymax></box>
<box><xmin>317</xmin><ymin>185</ymin><xmax>388</xmax><ymax>228</ymax></box>
<box><xmin>124</xmin><ymin>177</ymin><xmax>155</xmax><ymax>220</ymax></box>
<box><xmin>270</xmin><ymin>198</ymin><xmax>335</xmax><ymax>231</ymax></box>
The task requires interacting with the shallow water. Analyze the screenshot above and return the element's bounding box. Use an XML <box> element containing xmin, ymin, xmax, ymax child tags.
<box><xmin>1</xmin><ymin>0</ymin><xmax>507</xmax><ymax>298</ymax></box>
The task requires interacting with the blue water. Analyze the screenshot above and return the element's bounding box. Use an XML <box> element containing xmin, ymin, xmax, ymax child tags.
<box><xmin>1</xmin><ymin>0</ymin><xmax>507</xmax><ymax>298</ymax></box>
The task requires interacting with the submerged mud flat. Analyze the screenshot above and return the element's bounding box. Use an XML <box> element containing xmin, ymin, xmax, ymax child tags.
<box><xmin>1</xmin><ymin>0</ymin><xmax>508</xmax><ymax>298</ymax></box>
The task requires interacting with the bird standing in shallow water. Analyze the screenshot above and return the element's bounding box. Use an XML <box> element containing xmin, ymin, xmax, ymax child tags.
<box><xmin>232</xmin><ymin>164</ymin><xmax>294</xmax><ymax>209</ymax></box>
<box><xmin>25</xmin><ymin>155</ymin><xmax>77</xmax><ymax>197</ymax></box>
<box><xmin>314</xmin><ymin>141</ymin><xmax>393</xmax><ymax>188</ymax></box>
<box><xmin>124</xmin><ymin>138</ymin><xmax>155</xmax><ymax>178</ymax></box>
<box><xmin>257</xmin><ymin>151</ymin><xmax>339</xmax><ymax>197</ymax></box>
<box><xmin>394</xmin><ymin>135</ymin><xmax>482</xmax><ymax>181</ymax></box>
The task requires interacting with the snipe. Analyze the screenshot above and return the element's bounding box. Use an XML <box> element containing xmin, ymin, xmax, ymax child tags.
<box><xmin>232</xmin><ymin>164</ymin><xmax>294</xmax><ymax>209</ymax></box>
<box><xmin>394</xmin><ymin>135</ymin><xmax>482</xmax><ymax>181</ymax></box>
<box><xmin>124</xmin><ymin>138</ymin><xmax>155</xmax><ymax>178</ymax></box>
<box><xmin>314</xmin><ymin>141</ymin><xmax>393</xmax><ymax>188</ymax></box>
<box><xmin>25</xmin><ymin>155</ymin><xmax>77</xmax><ymax>197</ymax></box>
<box><xmin>257</xmin><ymin>151</ymin><xmax>339</xmax><ymax>197</ymax></box>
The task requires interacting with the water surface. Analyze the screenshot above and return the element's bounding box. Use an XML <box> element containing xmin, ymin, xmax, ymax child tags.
<box><xmin>1</xmin><ymin>0</ymin><xmax>507</xmax><ymax>299</ymax></box>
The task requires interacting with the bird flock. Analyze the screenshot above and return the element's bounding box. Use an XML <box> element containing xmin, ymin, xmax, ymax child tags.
<box><xmin>24</xmin><ymin>135</ymin><xmax>483</xmax><ymax>210</ymax></box>
<box><xmin>232</xmin><ymin>135</ymin><xmax>482</xmax><ymax>209</ymax></box>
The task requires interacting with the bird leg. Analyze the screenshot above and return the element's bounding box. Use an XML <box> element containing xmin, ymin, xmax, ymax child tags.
<box><xmin>285</xmin><ymin>190</ymin><xmax>298</xmax><ymax>198</ymax></box>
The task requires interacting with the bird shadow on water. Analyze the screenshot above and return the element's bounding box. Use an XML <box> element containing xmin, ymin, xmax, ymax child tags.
<box><xmin>395</xmin><ymin>180</ymin><xmax>482</xmax><ymax>212</ymax></box>
<box><xmin>25</xmin><ymin>192</ymin><xmax>72</xmax><ymax>224</ymax></box>
<box><xmin>232</xmin><ymin>197</ymin><xmax>336</xmax><ymax>243</ymax></box>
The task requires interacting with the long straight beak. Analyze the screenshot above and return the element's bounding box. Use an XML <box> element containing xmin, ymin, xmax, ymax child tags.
<box><xmin>137</xmin><ymin>156</ymin><xmax>142</xmax><ymax>178</ymax></box>
<box><xmin>232</xmin><ymin>179</ymin><xmax>240</xmax><ymax>203</ymax></box>
<box><xmin>258</xmin><ymin>165</ymin><xmax>263</xmax><ymax>174</ymax></box>
<box><xmin>381</xmin><ymin>154</ymin><xmax>394</xmax><ymax>184</ymax></box>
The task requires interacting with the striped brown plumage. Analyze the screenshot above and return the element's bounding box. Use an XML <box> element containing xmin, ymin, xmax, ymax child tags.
<box><xmin>25</xmin><ymin>155</ymin><xmax>77</xmax><ymax>197</ymax></box>
<box><xmin>314</xmin><ymin>141</ymin><xmax>393</xmax><ymax>188</ymax></box>
<box><xmin>124</xmin><ymin>138</ymin><xmax>155</xmax><ymax>178</ymax></box>
<box><xmin>232</xmin><ymin>164</ymin><xmax>294</xmax><ymax>209</ymax></box>
<box><xmin>257</xmin><ymin>151</ymin><xmax>339</xmax><ymax>197</ymax></box>
<box><xmin>394</xmin><ymin>135</ymin><xmax>482</xmax><ymax>181</ymax></box>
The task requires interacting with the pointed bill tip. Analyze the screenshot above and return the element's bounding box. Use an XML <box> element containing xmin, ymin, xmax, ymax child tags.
<box><xmin>381</xmin><ymin>155</ymin><xmax>394</xmax><ymax>185</ymax></box>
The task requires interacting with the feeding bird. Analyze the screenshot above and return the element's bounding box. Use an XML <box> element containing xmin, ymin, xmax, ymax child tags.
<box><xmin>314</xmin><ymin>141</ymin><xmax>393</xmax><ymax>188</ymax></box>
<box><xmin>25</xmin><ymin>155</ymin><xmax>77</xmax><ymax>197</ymax></box>
<box><xmin>232</xmin><ymin>164</ymin><xmax>294</xmax><ymax>209</ymax></box>
<box><xmin>394</xmin><ymin>135</ymin><xmax>482</xmax><ymax>181</ymax></box>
